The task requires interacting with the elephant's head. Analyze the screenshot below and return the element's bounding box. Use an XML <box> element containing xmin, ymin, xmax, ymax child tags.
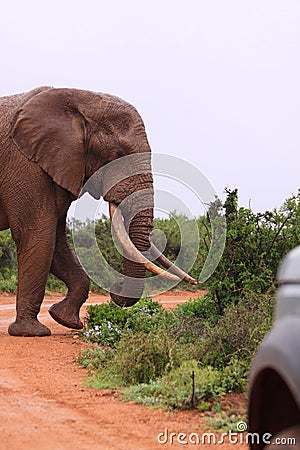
<box><xmin>11</xmin><ymin>87</ymin><xmax>196</xmax><ymax>306</ymax></box>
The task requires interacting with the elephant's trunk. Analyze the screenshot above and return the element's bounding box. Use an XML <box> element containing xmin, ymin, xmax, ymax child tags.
<box><xmin>110</xmin><ymin>208</ymin><xmax>153</xmax><ymax>306</ymax></box>
<box><xmin>109</xmin><ymin>201</ymin><xmax>197</xmax><ymax>307</ymax></box>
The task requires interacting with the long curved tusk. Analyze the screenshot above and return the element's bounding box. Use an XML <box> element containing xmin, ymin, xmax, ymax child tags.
<box><xmin>109</xmin><ymin>203</ymin><xmax>181</xmax><ymax>282</ymax></box>
<box><xmin>149</xmin><ymin>244</ymin><xmax>198</xmax><ymax>285</ymax></box>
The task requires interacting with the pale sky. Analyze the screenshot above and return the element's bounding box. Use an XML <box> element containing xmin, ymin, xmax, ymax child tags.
<box><xmin>1</xmin><ymin>0</ymin><xmax>300</xmax><ymax>217</ymax></box>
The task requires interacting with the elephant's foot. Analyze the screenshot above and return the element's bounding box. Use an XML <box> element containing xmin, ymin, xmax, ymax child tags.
<box><xmin>8</xmin><ymin>319</ymin><xmax>51</xmax><ymax>337</ymax></box>
<box><xmin>48</xmin><ymin>299</ymin><xmax>83</xmax><ymax>330</ymax></box>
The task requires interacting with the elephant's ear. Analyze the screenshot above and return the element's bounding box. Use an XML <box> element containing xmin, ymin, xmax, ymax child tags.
<box><xmin>11</xmin><ymin>88</ymin><xmax>85</xmax><ymax>197</ymax></box>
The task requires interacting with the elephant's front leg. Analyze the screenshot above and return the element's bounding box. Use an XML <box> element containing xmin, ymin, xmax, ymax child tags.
<box><xmin>48</xmin><ymin>219</ymin><xmax>90</xmax><ymax>329</ymax></box>
<box><xmin>8</xmin><ymin>220</ymin><xmax>57</xmax><ymax>337</ymax></box>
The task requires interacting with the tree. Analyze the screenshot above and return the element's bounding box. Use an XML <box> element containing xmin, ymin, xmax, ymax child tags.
<box><xmin>205</xmin><ymin>189</ymin><xmax>300</xmax><ymax>313</ymax></box>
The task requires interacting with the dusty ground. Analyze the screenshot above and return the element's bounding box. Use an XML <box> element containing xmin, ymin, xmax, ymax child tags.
<box><xmin>0</xmin><ymin>291</ymin><xmax>247</xmax><ymax>450</ymax></box>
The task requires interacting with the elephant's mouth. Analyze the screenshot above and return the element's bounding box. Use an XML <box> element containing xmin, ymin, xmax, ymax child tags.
<box><xmin>109</xmin><ymin>202</ymin><xmax>198</xmax><ymax>285</ymax></box>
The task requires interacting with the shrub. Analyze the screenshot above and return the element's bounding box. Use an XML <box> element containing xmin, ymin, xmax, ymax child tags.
<box><xmin>221</xmin><ymin>357</ymin><xmax>249</xmax><ymax>393</ymax></box>
<box><xmin>84</xmin><ymin>297</ymin><xmax>175</xmax><ymax>347</ymax></box>
<box><xmin>83</xmin><ymin>322</ymin><xmax>123</xmax><ymax>347</ymax></box>
<box><xmin>79</xmin><ymin>326</ymin><xmax>180</xmax><ymax>388</ymax></box>
<box><xmin>111</xmin><ymin>329</ymin><xmax>178</xmax><ymax>385</ymax></box>
<box><xmin>46</xmin><ymin>274</ymin><xmax>66</xmax><ymax>293</ymax></box>
<box><xmin>198</xmin><ymin>292</ymin><xmax>274</xmax><ymax>368</ymax></box>
<box><xmin>0</xmin><ymin>230</ymin><xmax>16</xmax><ymax>272</ymax></box>
<box><xmin>77</xmin><ymin>345</ymin><xmax>122</xmax><ymax>388</ymax></box>
<box><xmin>83</xmin><ymin>301</ymin><xmax>130</xmax><ymax>347</ymax></box>
<box><xmin>123</xmin><ymin>358</ymin><xmax>248</xmax><ymax>410</ymax></box>
<box><xmin>86</xmin><ymin>301</ymin><xmax>130</xmax><ymax>331</ymax></box>
<box><xmin>79</xmin><ymin>292</ymin><xmax>271</xmax><ymax>407</ymax></box>
<box><xmin>173</xmin><ymin>294</ymin><xmax>219</xmax><ymax>324</ymax></box>
<box><xmin>205</xmin><ymin>189</ymin><xmax>300</xmax><ymax>312</ymax></box>
<box><xmin>77</xmin><ymin>344</ymin><xmax>111</xmax><ymax>371</ymax></box>
<box><xmin>78</xmin><ymin>292</ymin><xmax>268</xmax><ymax>409</ymax></box>
<box><xmin>126</xmin><ymin>297</ymin><xmax>173</xmax><ymax>333</ymax></box>
<box><xmin>0</xmin><ymin>273</ymin><xmax>17</xmax><ymax>293</ymax></box>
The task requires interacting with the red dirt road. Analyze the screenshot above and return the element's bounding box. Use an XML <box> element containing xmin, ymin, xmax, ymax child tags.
<box><xmin>0</xmin><ymin>292</ymin><xmax>247</xmax><ymax>450</ymax></box>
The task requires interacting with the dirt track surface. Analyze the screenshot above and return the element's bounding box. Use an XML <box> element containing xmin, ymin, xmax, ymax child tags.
<box><xmin>0</xmin><ymin>292</ymin><xmax>247</xmax><ymax>450</ymax></box>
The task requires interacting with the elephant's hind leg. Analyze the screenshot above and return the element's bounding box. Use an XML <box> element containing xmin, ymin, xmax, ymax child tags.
<box><xmin>48</xmin><ymin>219</ymin><xmax>89</xmax><ymax>329</ymax></box>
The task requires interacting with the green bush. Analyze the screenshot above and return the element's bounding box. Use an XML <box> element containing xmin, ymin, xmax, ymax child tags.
<box><xmin>0</xmin><ymin>230</ymin><xmax>17</xmax><ymax>293</ymax></box>
<box><xmin>45</xmin><ymin>274</ymin><xmax>66</xmax><ymax>293</ymax></box>
<box><xmin>0</xmin><ymin>273</ymin><xmax>17</xmax><ymax>293</ymax></box>
<box><xmin>131</xmin><ymin>296</ymin><xmax>163</xmax><ymax>315</ymax></box>
<box><xmin>110</xmin><ymin>329</ymin><xmax>178</xmax><ymax>385</ymax></box>
<box><xmin>83</xmin><ymin>321</ymin><xmax>123</xmax><ymax>347</ymax></box>
<box><xmin>80</xmin><ymin>346</ymin><xmax>122</xmax><ymax>389</ymax></box>
<box><xmin>173</xmin><ymin>295</ymin><xmax>219</xmax><ymax>324</ymax></box>
<box><xmin>80</xmin><ymin>325</ymin><xmax>181</xmax><ymax>387</ymax></box>
<box><xmin>83</xmin><ymin>301</ymin><xmax>129</xmax><ymax>347</ymax></box>
<box><xmin>126</xmin><ymin>297</ymin><xmax>173</xmax><ymax>333</ymax></box>
<box><xmin>123</xmin><ymin>358</ymin><xmax>248</xmax><ymax>410</ymax></box>
<box><xmin>84</xmin><ymin>297</ymin><xmax>174</xmax><ymax>347</ymax></box>
<box><xmin>80</xmin><ymin>298</ymin><xmax>182</xmax><ymax>386</ymax></box>
<box><xmin>221</xmin><ymin>357</ymin><xmax>249</xmax><ymax>393</ymax></box>
<box><xmin>198</xmin><ymin>292</ymin><xmax>273</xmax><ymax>368</ymax></box>
<box><xmin>0</xmin><ymin>230</ymin><xmax>16</xmax><ymax>271</ymax></box>
<box><xmin>77</xmin><ymin>344</ymin><xmax>111</xmax><ymax>371</ymax></box>
<box><xmin>86</xmin><ymin>301</ymin><xmax>130</xmax><ymax>330</ymax></box>
<box><xmin>206</xmin><ymin>189</ymin><xmax>300</xmax><ymax>312</ymax></box>
<box><xmin>78</xmin><ymin>291</ymin><xmax>270</xmax><ymax>410</ymax></box>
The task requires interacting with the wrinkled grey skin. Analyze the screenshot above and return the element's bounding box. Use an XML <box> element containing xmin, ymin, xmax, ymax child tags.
<box><xmin>0</xmin><ymin>87</ymin><xmax>154</xmax><ymax>336</ymax></box>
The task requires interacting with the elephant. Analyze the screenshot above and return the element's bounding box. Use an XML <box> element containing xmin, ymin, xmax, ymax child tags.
<box><xmin>0</xmin><ymin>86</ymin><xmax>197</xmax><ymax>337</ymax></box>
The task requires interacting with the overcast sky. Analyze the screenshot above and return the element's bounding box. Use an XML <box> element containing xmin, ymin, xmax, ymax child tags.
<box><xmin>1</xmin><ymin>0</ymin><xmax>300</xmax><ymax>217</ymax></box>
